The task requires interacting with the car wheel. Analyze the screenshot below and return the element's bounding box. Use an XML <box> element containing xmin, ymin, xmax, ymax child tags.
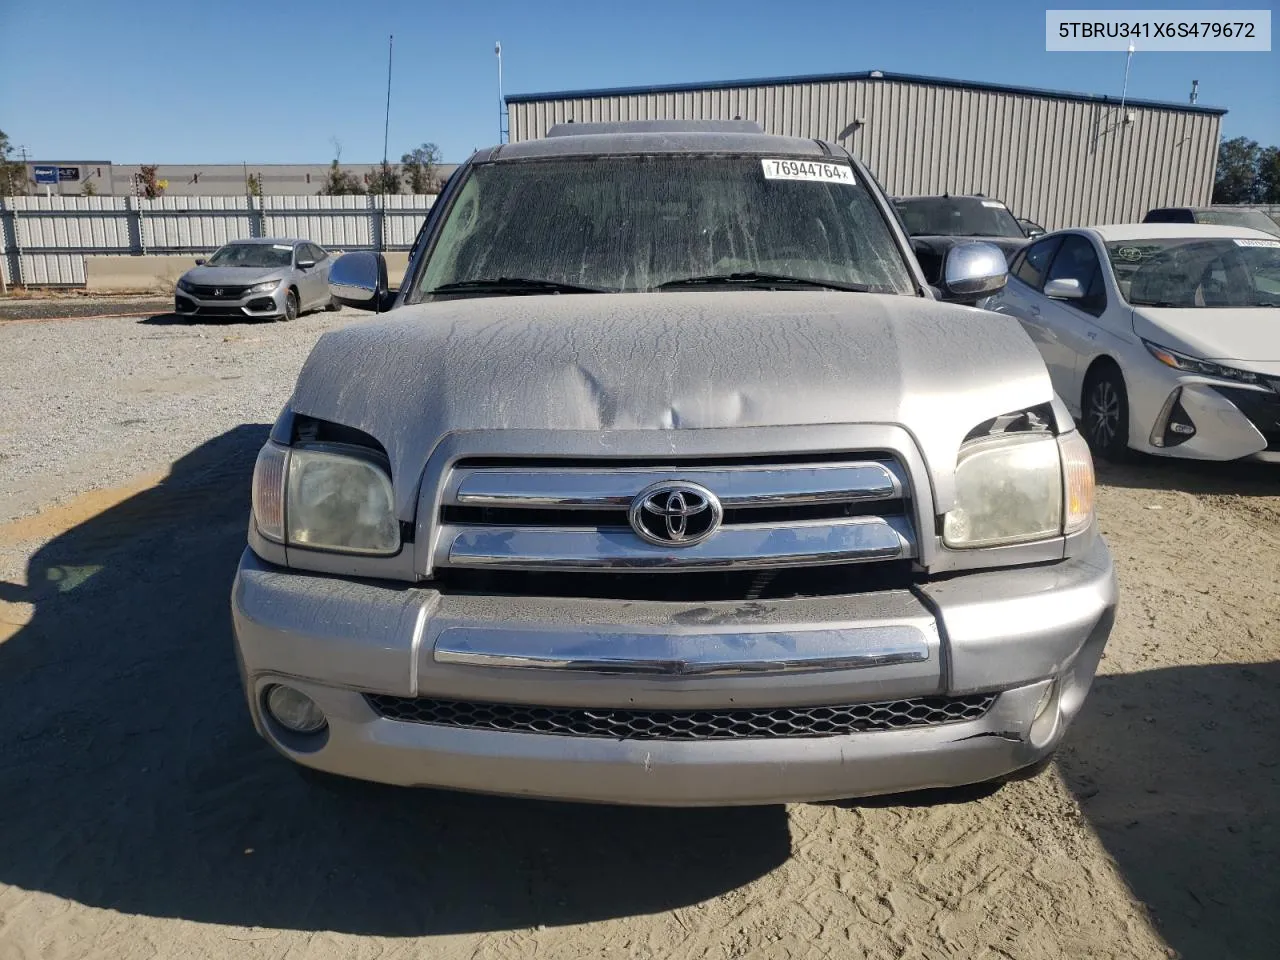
<box><xmin>1083</xmin><ymin>365</ymin><xmax>1130</xmax><ymax>461</ymax></box>
<box><xmin>281</xmin><ymin>289</ymin><xmax>299</xmax><ymax>323</ymax></box>
<box><xmin>325</xmin><ymin>295</ymin><xmax>341</xmax><ymax>312</ymax></box>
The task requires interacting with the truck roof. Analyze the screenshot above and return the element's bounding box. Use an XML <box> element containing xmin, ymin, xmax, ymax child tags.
<box><xmin>486</xmin><ymin>122</ymin><xmax>831</xmax><ymax>162</ymax></box>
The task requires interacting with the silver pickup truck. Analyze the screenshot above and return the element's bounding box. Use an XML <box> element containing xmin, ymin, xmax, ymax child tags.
<box><xmin>231</xmin><ymin>120</ymin><xmax>1115</xmax><ymax>805</ymax></box>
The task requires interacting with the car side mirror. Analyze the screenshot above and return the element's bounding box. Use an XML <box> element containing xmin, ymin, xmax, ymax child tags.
<box><xmin>1043</xmin><ymin>277</ymin><xmax>1085</xmax><ymax>300</ymax></box>
<box><xmin>194</xmin><ymin>258</ymin><xmax>206</xmax><ymax>266</ymax></box>
<box><xmin>940</xmin><ymin>242</ymin><xmax>1008</xmax><ymax>304</ymax></box>
<box><xmin>328</xmin><ymin>251</ymin><xmax>388</xmax><ymax>310</ymax></box>
<box><xmin>1017</xmin><ymin>218</ymin><xmax>1045</xmax><ymax>239</ymax></box>
<box><xmin>297</xmin><ymin>259</ymin><xmax>316</xmax><ymax>269</ymax></box>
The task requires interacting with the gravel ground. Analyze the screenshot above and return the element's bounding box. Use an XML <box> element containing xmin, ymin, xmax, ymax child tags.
<box><xmin>0</xmin><ymin>308</ymin><xmax>1277</xmax><ymax>960</ymax></box>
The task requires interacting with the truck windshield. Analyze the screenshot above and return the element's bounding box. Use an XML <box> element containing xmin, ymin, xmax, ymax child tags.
<box><xmin>414</xmin><ymin>155</ymin><xmax>915</xmax><ymax>298</ymax></box>
<box><xmin>893</xmin><ymin>197</ymin><xmax>1024</xmax><ymax>238</ymax></box>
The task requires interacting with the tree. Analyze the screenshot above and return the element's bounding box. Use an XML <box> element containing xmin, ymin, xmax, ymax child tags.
<box><xmin>246</xmin><ymin>173</ymin><xmax>263</xmax><ymax>199</ymax></box>
<box><xmin>81</xmin><ymin>179</ymin><xmax>98</xmax><ymax>197</ymax></box>
<box><xmin>1213</xmin><ymin>136</ymin><xmax>1261</xmax><ymax>204</ymax></box>
<box><xmin>1256</xmin><ymin>146</ymin><xmax>1280</xmax><ymax>204</ymax></box>
<box><xmin>402</xmin><ymin>142</ymin><xmax>442</xmax><ymax>194</ymax></box>
<box><xmin>318</xmin><ymin>159</ymin><xmax>365</xmax><ymax>196</ymax></box>
<box><xmin>0</xmin><ymin>128</ymin><xmax>27</xmax><ymax>196</ymax></box>
<box><xmin>318</xmin><ymin>138</ymin><xmax>365</xmax><ymax>196</ymax></box>
<box><xmin>135</xmin><ymin>165</ymin><xmax>167</xmax><ymax>199</ymax></box>
<box><xmin>368</xmin><ymin>161</ymin><xmax>402</xmax><ymax>195</ymax></box>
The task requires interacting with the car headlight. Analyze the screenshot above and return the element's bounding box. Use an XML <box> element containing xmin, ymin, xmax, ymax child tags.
<box><xmin>249</xmin><ymin>279</ymin><xmax>282</xmax><ymax>294</ymax></box>
<box><xmin>943</xmin><ymin>430</ymin><xmax>1094</xmax><ymax>548</ymax></box>
<box><xmin>177</xmin><ymin>277</ymin><xmax>194</xmax><ymax>293</ymax></box>
<box><xmin>1142</xmin><ymin>340</ymin><xmax>1261</xmax><ymax>385</ymax></box>
<box><xmin>251</xmin><ymin>442</ymin><xmax>399</xmax><ymax>555</ymax></box>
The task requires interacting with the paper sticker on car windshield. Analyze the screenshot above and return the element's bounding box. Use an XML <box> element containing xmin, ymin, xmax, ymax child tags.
<box><xmin>1117</xmin><ymin>246</ymin><xmax>1145</xmax><ymax>261</ymax></box>
<box><xmin>981</xmin><ymin>200</ymin><xmax>1006</xmax><ymax>208</ymax></box>
<box><xmin>273</xmin><ymin>244</ymin><xmax>293</xmax><ymax>251</ymax></box>
<box><xmin>761</xmin><ymin>159</ymin><xmax>856</xmax><ymax>184</ymax></box>
<box><xmin>1233</xmin><ymin>238</ymin><xmax>1280</xmax><ymax>248</ymax></box>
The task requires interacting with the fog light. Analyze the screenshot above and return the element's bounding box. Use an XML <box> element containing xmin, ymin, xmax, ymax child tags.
<box><xmin>265</xmin><ymin>684</ymin><xmax>327</xmax><ymax>734</ymax></box>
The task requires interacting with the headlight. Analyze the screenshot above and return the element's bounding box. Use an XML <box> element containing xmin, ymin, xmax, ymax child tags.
<box><xmin>1143</xmin><ymin>340</ymin><xmax>1261</xmax><ymax>385</ymax></box>
<box><xmin>177</xmin><ymin>277</ymin><xmax>194</xmax><ymax>292</ymax></box>
<box><xmin>249</xmin><ymin>279</ymin><xmax>282</xmax><ymax>294</ymax></box>
<box><xmin>251</xmin><ymin>442</ymin><xmax>400</xmax><ymax>555</ymax></box>
<box><xmin>943</xmin><ymin>434</ymin><xmax>1063</xmax><ymax>548</ymax></box>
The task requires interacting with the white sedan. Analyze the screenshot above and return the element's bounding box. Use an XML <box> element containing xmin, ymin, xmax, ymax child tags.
<box><xmin>982</xmin><ymin>223</ymin><xmax>1280</xmax><ymax>462</ymax></box>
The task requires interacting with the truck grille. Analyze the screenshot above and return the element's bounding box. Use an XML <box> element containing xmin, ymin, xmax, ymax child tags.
<box><xmin>431</xmin><ymin>455</ymin><xmax>917</xmax><ymax>579</ymax></box>
<box><xmin>188</xmin><ymin>284</ymin><xmax>249</xmax><ymax>299</ymax></box>
<box><xmin>366</xmin><ymin>693</ymin><xmax>996</xmax><ymax>740</ymax></box>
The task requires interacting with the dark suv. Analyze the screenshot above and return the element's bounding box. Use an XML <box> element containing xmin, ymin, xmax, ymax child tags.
<box><xmin>892</xmin><ymin>194</ymin><xmax>1042</xmax><ymax>286</ymax></box>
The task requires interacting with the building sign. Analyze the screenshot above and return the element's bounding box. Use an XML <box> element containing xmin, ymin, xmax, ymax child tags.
<box><xmin>58</xmin><ymin>166</ymin><xmax>80</xmax><ymax>182</ymax></box>
<box><xmin>33</xmin><ymin>165</ymin><xmax>58</xmax><ymax>185</ymax></box>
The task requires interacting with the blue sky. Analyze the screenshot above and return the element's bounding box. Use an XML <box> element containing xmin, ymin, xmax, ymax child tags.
<box><xmin>1</xmin><ymin>0</ymin><xmax>1276</xmax><ymax>164</ymax></box>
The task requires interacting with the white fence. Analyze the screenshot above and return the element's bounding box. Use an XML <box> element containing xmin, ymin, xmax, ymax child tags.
<box><xmin>0</xmin><ymin>194</ymin><xmax>435</xmax><ymax>286</ymax></box>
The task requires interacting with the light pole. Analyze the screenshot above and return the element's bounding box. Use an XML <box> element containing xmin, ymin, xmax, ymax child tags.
<box><xmin>383</xmin><ymin>34</ymin><xmax>394</xmax><ymax>170</ymax></box>
<box><xmin>495</xmin><ymin>41</ymin><xmax>504</xmax><ymax>144</ymax></box>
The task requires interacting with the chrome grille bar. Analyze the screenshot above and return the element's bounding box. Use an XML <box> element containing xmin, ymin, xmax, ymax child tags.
<box><xmin>449</xmin><ymin>461</ymin><xmax>903</xmax><ymax>510</ymax></box>
<box><xmin>440</xmin><ymin>515</ymin><xmax>915</xmax><ymax>572</ymax></box>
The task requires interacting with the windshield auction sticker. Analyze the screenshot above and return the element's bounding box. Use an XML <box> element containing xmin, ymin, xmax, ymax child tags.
<box><xmin>1234</xmin><ymin>238</ymin><xmax>1280</xmax><ymax>248</ymax></box>
<box><xmin>1046</xmin><ymin>10</ymin><xmax>1271</xmax><ymax>50</ymax></box>
<box><xmin>762</xmin><ymin>159</ymin><xmax>856</xmax><ymax>184</ymax></box>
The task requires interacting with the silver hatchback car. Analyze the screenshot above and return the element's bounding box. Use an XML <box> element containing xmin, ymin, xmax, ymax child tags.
<box><xmin>175</xmin><ymin>238</ymin><xmax>337</xmax><ymax>321</ymax></box>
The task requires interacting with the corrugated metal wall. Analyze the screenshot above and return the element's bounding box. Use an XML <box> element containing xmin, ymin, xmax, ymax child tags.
<box><xmin>0</xmin><ymin>194</ymin><xmax>434</xmax><ymax>286</ymax></box>
<box><xmin>507</xmin><ymin>78</ymin><xmax>1222</xmax><ymax>230</ymax></box>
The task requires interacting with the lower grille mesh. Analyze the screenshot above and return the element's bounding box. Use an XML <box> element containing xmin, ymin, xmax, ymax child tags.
<box><xmin>366</xmin><ymin>693</ymin><xmax>997</xmax><ymax>741</ymax></box>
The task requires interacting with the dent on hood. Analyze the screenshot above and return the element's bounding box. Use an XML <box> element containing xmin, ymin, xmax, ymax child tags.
<box><xmin>289</xmin><ymin>292</ymin><xmax>1053</xmax><ymax>518</ymax></box>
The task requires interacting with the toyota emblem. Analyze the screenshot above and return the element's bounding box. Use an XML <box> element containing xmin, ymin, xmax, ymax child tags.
<box><xmin>628</xmin><ymin>481</ymin><xmax>723</xmax><ymax>547</ymax></box>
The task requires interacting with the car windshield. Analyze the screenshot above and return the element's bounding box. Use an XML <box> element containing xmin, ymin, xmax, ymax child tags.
<box><xmin>414</xmin><ymin>155</ymin><xmax>915</xmax><ymax>297</ymax></box>
<box><xmin>1105</xmin><ymin>237</ymin><xmax>1280</xmax><ymax>308</ymax></box>
<box><xmin>893</xmin><ymin>197</ymin><xmax>1024</xmax><ymax>238</ymax></box>
<box><xmin>206</xmin><ymin>243</ymin><xmax>293</xmax><ymax>268</ymax></box>
<box><xmin>1195</xmin><ymin>209</ymin><xmax>1280</xmax><ymax>238</ymax></box>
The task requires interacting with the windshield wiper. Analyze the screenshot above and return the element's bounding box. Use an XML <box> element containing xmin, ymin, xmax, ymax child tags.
<box><xmin>657</xmin><ymin>272</ymin><xmax>871</xmax><ymax>292</ymax></box>
<box><xmin>427</xmin><ymin>277</ymin><xmax>608</xmax><ymax>296</ymax></box>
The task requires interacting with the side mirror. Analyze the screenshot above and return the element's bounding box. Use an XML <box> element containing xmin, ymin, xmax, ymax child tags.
<box><xmin>1017</xmin><ymin>218</ymin><xmax>1045</xmax><ymax>239</ymax></box>
<box><xmin>328</xmin><ymin>251</ymin><xmax>388</xmax><ymax>310</ymax></box>
<box><xmin>940</xmin><ymin>242</ymin><xmax>1008</xmax><ymax>304</ymax></box>
<box><xmin>194</xmin><ymin>258</ymin><xmax>206</xmax><ymax>266</ymax></box>
<box><xmin>296</xmin><ymin>259</ymin><xmax>316</xmax><ymax>269</ymax></box>
<box><xmin>1043</xmin><ymin>277</ymin><xmax>1085</xmax><ymax>300</ymax></box>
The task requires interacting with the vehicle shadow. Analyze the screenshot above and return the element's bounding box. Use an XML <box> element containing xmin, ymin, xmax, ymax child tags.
<box><xmin>1095</xmin><ymin>455</ymin><xmax>1279</xmax><ymax>497</ymax></box>
<box><xmin>0</xmin><ymin>425</ymin><xmax>788</xmax><ymax>936</ymax></box>
<box><xmin>1058</xmin><ymin>662</ymin><xmax>1280</xmax><ymax>960</ymax></box>
<box><xmin>139</xmin><ymin>313</ymin><xmax>278</xmax><ymax>326</ymax></box>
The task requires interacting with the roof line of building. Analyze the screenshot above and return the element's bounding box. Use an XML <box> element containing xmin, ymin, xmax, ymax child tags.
<box><xmin>505</xmin><ymin>69</ymin><xmax>1228</xmax><ymax>116</ymax></box>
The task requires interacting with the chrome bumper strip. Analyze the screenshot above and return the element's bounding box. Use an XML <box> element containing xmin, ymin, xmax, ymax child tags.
<box><xmin>432</xmin><ymin>623</ymin><xmax>931</xmax><ymax>675</ymax></box>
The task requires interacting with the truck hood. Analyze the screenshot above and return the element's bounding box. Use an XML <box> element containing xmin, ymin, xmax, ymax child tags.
<box><xmin>290</xmin><ymin>291</ymin><xmax>1055</xmax><ymax>518</ymax></box>
<box><xmin>1132</xmin><ymin>306</ymin><xmax>1280</xmax><ymax>367</ymax></box>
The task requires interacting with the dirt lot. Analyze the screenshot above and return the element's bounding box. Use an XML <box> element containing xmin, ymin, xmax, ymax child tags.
<box><xmin>0</xmin><ymin>308</ymin><xmax>1276</xmax><ymax>960</ymax></box>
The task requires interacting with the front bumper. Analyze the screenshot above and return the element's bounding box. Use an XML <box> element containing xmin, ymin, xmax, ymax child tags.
<box><xmin>1130</xmin><ymin>370</ymin><xmax>1280</xmax><ymax>462</ymax></box>
<box><xmin>231</xmin><ymin>535</ymin><xmax>1117</xmax><ymax>805</ymax></box>
<box><xmin>175</xmin><ymin>287</ymin><xmax>284</xmax><ymax>318</ymax></box>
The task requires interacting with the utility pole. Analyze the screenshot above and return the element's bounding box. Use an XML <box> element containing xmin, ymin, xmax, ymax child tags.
<box><xmin>495</xmin><ymin>41</ymin><xmax>505</xmax><ymax>144</ymax></box>
<box><xmin>383</xmin><ymin>34</ymin><xmax>394</xmax><ymax>169</ymax></box>
<box><xmin>1118</xmin><ymin>41</ymin><xmax>1135</xmax><ymax>122</ymax></box>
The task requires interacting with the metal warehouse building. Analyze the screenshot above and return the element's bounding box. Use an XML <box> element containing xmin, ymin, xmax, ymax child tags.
<box><xmin>505</xmin><ymin>71</ymin><xmax>1225</xmax><ymax>230</ymax></box>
